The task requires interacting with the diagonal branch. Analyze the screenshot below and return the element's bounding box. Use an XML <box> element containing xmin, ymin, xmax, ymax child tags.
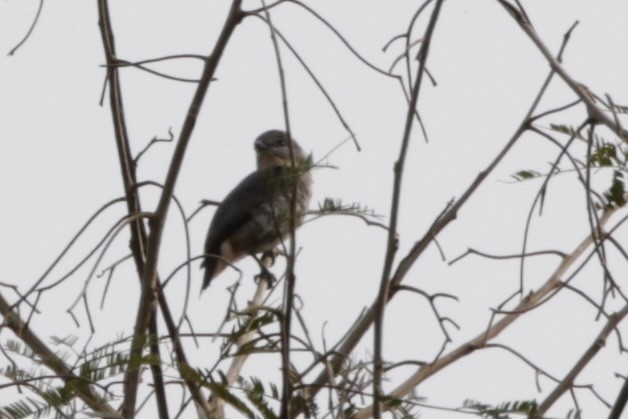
<box><xmin>292</xmin><ymin>25</ymin><xmax>595</xmax><ymax>413</ymax></box>
<box><xmin>120</xmin><ymin>1</ymin><xmax>244</xmax><ymax>417</ymax></box>
<box><xmin>609</xmin><ymin>372</ymin><xmax>628</xmax><ymax>419</ymax></box>
<box><xmin>355</xmin><ymin>209</ymin><xmax>620</xmax><ymax>418</ymax></box>
<box><xmin>0</xmin><ymin>292</ymin><xmax>118</xmax><ymax>416</ymax></box>
<box><xmin>535</xmin><ymin>303</ymin><xmax>628</xmax><ymax>416</ymax></box>
<box><xmin>495</xmin><ymin>0</ymin><xmax>628</xmax><ymax>141</ymax></box>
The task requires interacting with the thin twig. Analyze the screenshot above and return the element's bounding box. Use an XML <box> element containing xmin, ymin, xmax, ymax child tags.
<box><xmin>259</xmin><ymin>1</ymin><xmax>297</xmax><ymax>415</ymax></box>
<box><xmin>354</xmin><ymin>209</ymin><xmax>619</xmax><ymax>418</ymax></box>
<box><xmin>449</xmin><ymin>248</ymin><xmax>567</xmax><ymax>265</ymax></box>
<box><xmin>104</xmin><ymin>59</ymin><xmax>200</xmax><ymax>83</ymax></box>
<box><xmin>134</xmin><ymin>127</ymin><xmax>175</xmax><ymax>164</ymax></box>
<box><xmin>373</xmin><ymin>1</ymin><xmax>445</xmax><ymax>416</ymax></box>
<box><xmin>495</xmin><ymin>0</ymin><xmax>628</xmax><ymax>141</ymax></box>
<box><xmin>294</xmin><ymin>25</ymin><xmax>606</xmax><ymax>412</ymax></box>
<box><xmin>251</xmin><ymin>14</ymin><xmax>359</xmax><ymax>151</ymax></box>
<box><xmin>535</xmin><ymin>303</ymin><xmax>628</xmax><ymax>416</ymax></box>
<box><xmin>8</xmin><ymin>0</ymin><xmax>44</xmax><ymax>56</ymax></box>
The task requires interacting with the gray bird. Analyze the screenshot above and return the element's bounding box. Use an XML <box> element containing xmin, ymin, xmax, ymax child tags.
<box><xmin>201</xmin><ymin>130</ymin><xmax>312</xmax><ymax>289</ymax></box>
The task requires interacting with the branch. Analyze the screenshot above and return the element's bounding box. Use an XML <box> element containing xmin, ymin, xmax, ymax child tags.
<box><xmin>7</xmin><ymin>0</ymin><xmax>44</xmax><ymax>56</ymax></box>
<box><xmin>0</xmin><ymin>292</ymin><xmax>118</xmax><ymax>416</ymax></box>
<box><xmin>134</xmin><ymin>128</ymin><xmax>175</xmax><ymax>164</ymax></box>
<box><xmin>97</xmin><ymin>2</ymin><xmax>171</xmax><ymax>417</ymax></box>
<box><xmin>207</xmin><ymin>257</ymin><xmax>273</xmax><ymax>417</ymax></box>
<box><xmin>373</xmin><ymin>2</ymin><xmax>445</xmax><ymax>416</ymax></box>
<box><xmin>535</xmin><ymin>303</ymin><xmax>628</xmax><ymax>416</ymax></box>
<box><xmin>251</xmin><ymin>14</ymin><xmax>358</xmax><ymax>150</ymax></box>
<box><xmin>609</xmin><ymin>373</ymin><xmax>628</xmax><ymax>419</ymax></box>
<box><xmin>258</xmin><ymin>2</ymin><xmax>298</xmax><ymax>415</ymax></box>
<box><xmin>449</xmin><ymin>248</ymin><xmax>567</xmax><ymax>265</ymax></box>
<box><xmin>354</xmin><ymin>209</ymin><xmax>619</xmax><ymax>418</ymax></box>
<box><xmin>105</xmin><ymin>59</ymin><xmax>200</xmax><ymax>83</ymax></box>
<box><xmin>120</xmin><ymin>0</ymin><xmax>244</xmax><ymax>416</ymax></box>
<box><xmin>292</xmin><ymin>12</ymin><xmax>572</xmax><ymax>414</ymax></box>
<box><xmin>96</xmin><ymin>0</ymin><xmax>230</xmax><ymax>417</ymax></box>
<box><xmin>495</xmin><ymin>0</ymin><xmax>628</xmax><ymax>141</ymax></box>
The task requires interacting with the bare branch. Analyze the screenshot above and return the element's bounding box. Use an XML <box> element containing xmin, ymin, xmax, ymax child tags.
<box><xmin>449</xmin><ymin>248</ymin><xmax>567</xmax><ymax>265</ymax></box>
<box><xmin>354</xmin><ymin>209</ymin><xmax>620</xmax><ymax>418</ymax></box>
<box><xmin>8</xmin><ymin>0</ymin><xmax>44</xmax><ymax>56</ymax></box>
<box><xmin>134</xmin><ymin>127</ymin><xmax>175</xmax><ymax>164</ymax></box>
<box><xmin>373</xmin><ymin>1</ymin><xmax>445</xmax><ymax>416</ymax></box>
<box><xmin>495</xmin><ymin>0</ymin><xmax>628</xmax><ymax>141</ymax></box>
<box><xmin>535</xmin><ymin>303</ymin><xmax>628</xmax><ymax>415</ymax></box>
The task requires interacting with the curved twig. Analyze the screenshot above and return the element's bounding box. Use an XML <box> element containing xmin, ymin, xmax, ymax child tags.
<box><xmin>8</xmin><ymin>0</ymin><xmax>44</xmax><ymax>56</ymax></box>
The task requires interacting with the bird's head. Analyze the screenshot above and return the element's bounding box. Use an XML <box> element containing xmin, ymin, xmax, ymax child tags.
<box><xmin>254</xmin><ymin>130</ymin><xmax>305</xmax><ymax>169</ymax></box>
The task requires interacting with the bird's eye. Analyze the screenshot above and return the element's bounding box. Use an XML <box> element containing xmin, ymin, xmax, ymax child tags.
<box><xmin>277</xmin><ymin>139</ymin><xmax>286</xmax><ymax>147</ymax></box>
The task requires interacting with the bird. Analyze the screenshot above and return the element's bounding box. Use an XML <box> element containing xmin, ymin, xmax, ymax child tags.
<box><xmin>201</xmin><ymin>130</ymin><xmax>312</xmax><ymax>290</ymax></box>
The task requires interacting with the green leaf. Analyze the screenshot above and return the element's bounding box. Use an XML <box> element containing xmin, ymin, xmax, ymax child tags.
<box><xmin>511</xmin><ymin>170</ymin><xmax>541</xmax><ymax>181</ymax></box>
<box><xmin>550</xmin><ymin>123</ymin><xmax>584</xmax><ymax>140</ymax></box>
<box><xmin>204</xmin><ymin>381</ymin><xmax>256</xmax><ymax>418</ymax></box>
<box><xmin>0</xmin><ymin>386</ymin><xmax>77</xmax><ymax>419</ymax></box>
<box><xmin>243</xmin><ymin>377</ymin><xmax>279</xmax><ymax>419</ymax></box>
<box><xmin>463</xmin><ymin>399</ymin><xmax>538</xmax><ymax>418</ymax></box>
<box><xmin>603</xmin><ymin>170</ymin><xmax>627</xmax><ymax>209</ymax></box>
<box><xmin>588</xmin><ymin>142</ymin><xmax>617</xmax><ymax>167</ymax></box>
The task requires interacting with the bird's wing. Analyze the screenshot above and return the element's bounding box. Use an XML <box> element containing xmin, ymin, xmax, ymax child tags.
<box><xmin>204</xmin><ymin>167</ymin><xmax>280</xmax><ymax>256</ymax></box>
<box><xmin>202</xmin><ymin>166</ymin><xmax>291</xmax><ymax>288</ymax></box>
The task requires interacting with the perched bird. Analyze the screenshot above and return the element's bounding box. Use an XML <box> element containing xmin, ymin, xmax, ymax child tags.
<box><xmin>201</xmin><ymin>130</ymin><xmax>312</xmax><ymax>290</ymax></box>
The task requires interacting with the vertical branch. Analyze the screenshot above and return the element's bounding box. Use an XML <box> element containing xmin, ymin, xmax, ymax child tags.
<box><xmin>260</xmin><ymin>1</ymin><xmax>298</xmax><ymax>416</ymax></box>
<box><xmin>207</xmin><ymin>256</ymin><xmax>273</xmax><ymax>417</ymax></box>
<box><xmin>97</xmin><ymin>0</ymin><xmax>147</xmax><ymax>268</ymax></box>
<box><xmin>609</xmin><ymin>373</ymin><xmax>628</xmax><ymax>419</ymax></box>
<box><xmin>372</xmin><ymin>1</ymin><xmax>445</xmax><ymax>417</ymax></box>
<box><xmin>96</xmin><ymin>2</ymin><xmax>169</xmax><ymax>417</ymax></box>
<box><xmin>120</xmin><ymin>1</ymin><xmax>244</xmax><ymax>417</ymax></box>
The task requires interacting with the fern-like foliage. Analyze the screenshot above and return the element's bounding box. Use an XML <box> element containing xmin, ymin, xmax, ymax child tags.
<box><xmin>463</xmin><ymin>398</ymin><xmax>538</xmax><ymax>418</ymax></box>
<box><xmin>203</xmin><ymin>376</ymin><xmax>256</xmax><ymax>419</ymax></box>
<box><xmin>0</xmin><ymin>385</ymin><xmax>77</xmax><ymax>419</ymax></box>
<box><xmin>610</xmin><ymin>103</ymin><xmax>628</xmax><ymax>114</ymax></box>
<box><xmin>510</xmin><ymin>123</ymin><xmax>628</xmax><ymax>210</ymax></box>
<box><xmin>5</xmin><ymin>339</ymin><xmax>37</xmax><ymax>361</ymax></box>
<box><xmin>317</xmin><ymin>197</ymin><xmax>381</xmax><ymax>219</ymax></box>
<box><xmin>242</xmin><ymin>377</ymin><xmax>279</xmax><ymax>419</ymax></box>
<box><xmin>0</xmin><ymin>333</ymin><xmax>169</xmax><ymax>418</ymax></box>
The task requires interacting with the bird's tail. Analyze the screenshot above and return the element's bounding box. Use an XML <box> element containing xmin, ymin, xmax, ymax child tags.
<box><xmin>201</xmin><ymin>255</ymin><xmax>226</xmax><ymax>291</ymax></box>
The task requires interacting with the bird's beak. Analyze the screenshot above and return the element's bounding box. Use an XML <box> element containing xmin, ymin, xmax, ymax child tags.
<box><xmin>254</xmin><ymin>138</ymin><xmax>268</xmax><ymax>152</ymax></box>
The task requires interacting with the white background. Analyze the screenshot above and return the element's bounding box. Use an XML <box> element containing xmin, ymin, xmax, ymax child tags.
<box><xmin>1</xmin><ymin>0</ymin><xmax>628</xmax><ymax>417</ymax></box>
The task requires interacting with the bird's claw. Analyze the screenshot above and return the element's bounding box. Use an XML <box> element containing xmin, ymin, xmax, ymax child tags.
<box><xmin>261</xmin><ymin>250</ymin><xmax>278</xmax><ymax>267</ymax></box>
<box><xmin>254</xmin><ymin>267</ymin><xmax>276</xmax><ymax>286</ymax></box>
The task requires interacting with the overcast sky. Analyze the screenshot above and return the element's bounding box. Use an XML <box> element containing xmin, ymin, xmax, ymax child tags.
<box><xmin>2</xmin><ymin>1</ymin><xmax>628</xmax><ymax>418</ymax></box>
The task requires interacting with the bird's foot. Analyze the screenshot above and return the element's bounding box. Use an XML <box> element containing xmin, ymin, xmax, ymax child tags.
<box><xmin>261</xmin><ymin>250</ymin><xmax>278</xmax><ymax>267</ymax></box>
<box><xmin>254</xmin><ymin>266</ymin><xmax>276</xmax><ymax>286</ymax></box>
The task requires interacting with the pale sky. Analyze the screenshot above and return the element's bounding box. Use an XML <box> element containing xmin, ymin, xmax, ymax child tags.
<box><xmin>1</xmin><ymin>1</ymin><xmax>628</xmax><ymax>418</ymax></box>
